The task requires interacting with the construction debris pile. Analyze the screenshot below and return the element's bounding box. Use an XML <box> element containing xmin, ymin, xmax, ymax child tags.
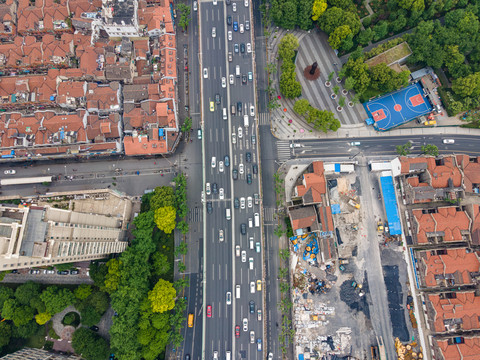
<box><xmin>395</xmin><ymin>338</ymin><xmax>423</xmax><ymax>360</ymax></box>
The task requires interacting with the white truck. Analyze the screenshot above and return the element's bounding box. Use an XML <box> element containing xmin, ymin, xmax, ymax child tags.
<box><xmin>243</xmin><ymin>114</ymin><xmax>249</xmax><ymax>127</ymax></box>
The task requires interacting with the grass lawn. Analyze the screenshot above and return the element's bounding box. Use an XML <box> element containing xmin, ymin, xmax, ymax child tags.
<box><xmin>153</xmin><ymin>229</ymin><xmax>175</xmax><ymax>283</ymax></box>
<box><xmin>365</xmin><ymin>42</ymin><xmax>412</xmax><ymax>68</ymax></box>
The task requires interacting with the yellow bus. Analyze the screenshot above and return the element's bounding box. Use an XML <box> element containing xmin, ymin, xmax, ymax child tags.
<box><xmin>188</xmin><ymin>313</ymin><xmax>194</xmax><ymax>328</ymax></box>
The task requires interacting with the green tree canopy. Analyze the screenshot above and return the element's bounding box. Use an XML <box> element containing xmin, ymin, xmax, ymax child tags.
<box><xmin>398</xmin><ymin>0</ymin><xmax>425</xmax><ymax>12</ymax></box>
<box><xmin>13</xmin><ymin>320</ymin><xmax>39</xmax><ymax>339</ymax></box>
<box><xmin>72</xmin><ymin>328</ymin><xmax>110</xmax><ymax>360</ymax></box>
<box><xmin>148</xmin><ymin>279</ymin><xmax>176</xmax><ymax>313</ymax></box>
<box><xmin>154</xmin><ymin>206</ymin><xmax>177</xmax><ymax>234</ymax></box>
<box><xmin>328</xmin><ymin>25</ymin><xmax>352</xmax><ymax>49</ymax></box>
<box><xmin>80</xmin><ymin>306</ymin><xmax>102</xmax><ymax>327</ymax></box>
<box><xmin>0</xmin><ymin>322</ymin><xmax>12</xmax><ymax>349</ymax></box>
<box><xmin>311</xmin><ymin>0</ymin><xmax>327</xmax><ymax>21</ymax></box>
<box><xmin>396</xmin><ymin>142</ymin><xmax>412</xmax><ymax>156</ymax></box>
<box><xmin>2</xmin><ymin>299</ymin><xmax>35</xmax><ymax>327</ymax></box>
<box><xmin>293</xmin><ymin>99</ymin><xmax>310</xmax><ymax>116</ymax></box>
<box><xmin>422</xmin><ymin>144</ymin><xmax>439</xmax><ymax>156</ymax></box>
<box><xmin>89</xmin><ymin>261</ymin><xmax>108</xmax><ymax>290</ymax></box>
<box><xmin>74</xmin><ymin>284</ymin><xmax>93</xmax><ymax>301</ymax></box>
<box><xmin>105</xmin><ymin>258</ymin><xmax>122</xmax><ymax>294</ymax></box>
<box><xmin>152</xmin><ymin>252</ymin><xmax>171</xmax><ymax>277</ymax></box>
<box><xmin>0</xmin><ymin>286</ymin><xmax>14</xmax><ymax>310</ymax></box>
<box><xmin>278</xmin><ymin>33</ymin><xmax>299</xmax><ymax>61</ymax></box>
<box><xmin>150</xmin><ymin>186</ymin><xmax>175</xmax><ymax>211</ymax></box>
<box><xmin>35</xmin><ymin>312</ymin><xmax>52</xmax><ymax>325</ymax></box>
<box><xmin>452</xmin><ymin>72</ymin><xmax>480</xmax><ymax>98</ymax></box>
<box><xmin>40</xmin><ymin>286</ymin><xmax>75</xmax><ymax>315</ymax></box>
<box><xmin>15</xmin><ymin>281</ymin><xmax>41</xmax><ymax>306</ymax></box>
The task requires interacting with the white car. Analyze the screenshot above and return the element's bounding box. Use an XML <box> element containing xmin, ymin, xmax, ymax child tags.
<box><xmin>211</xmin><ymin>157</ymin><xmax>216</xmax><ymax>168</ymax></box>
<box><xmin>240</xmin><ymin>24</ymin><xmax>244</xmax><ymax>33</ymax></box>
<box><xmin>219</xmin><ymin>161</ymin><xmax>224</xmax><ymax>172</ymax></box>
<box><xmin>219</xmin><ymin>188</ymin><xmax>224</xmax><ymax>199</ymax></box>
<box><xmin>219</xmin><ymin>229</ymin><xmax>224</xmax><ymax>242</ymax></box>
<box><xmin>241</xmin><ymin>250</ymin><xmax>246</xmax><ymax>262</ymax></box>
<box><xmin>249</xmin><ymin>257</ymin><xmax>254</xmax><ymax>270</ymax></box>
<box><xmin>249</xmin><ymin>237</ymin><xmax>254</xmax><ymax>249</ymax></box>
<box><xmin>250</xmin><ymin>105</ymin><xmax>255</xmax><ymax>116</ymax></box>
<box><xmin>238</xmin><ymin>127</ymin><xmax>243</xmax><ymax>138</ymax></box>
<box><xmin>443</xmin><ymin>139</ymin><xmax>455</xmax><ymax>144</ymax></box>
<box><xmin>206</xmin><ymin>182</ymin><xmax>211</xmax><ymax>195</ymax></box>
<box><xmin>247</xmin><ymin>196</ymin><xmax>253</xmax><ymax>208</ymax></box>
<box><xmin>250</xmin><ymin>281</ymin><xmax>255</xmax><ymax>294</ymax></box>
<box><xmin>244</xmin><ymin>0</ymin><xmax>249</xmax><ymax>6</ymax></box>
<box><xmin>240</xmin><ymin>197</ymin><xmax>246</xmax><ymax>209</ymax></box>
<box><xmin>193</xmin><ymin>1</ymin><xmax>197</xmax><ymax>10</ymax></box>
<box><xmin>226</xmin><ymin>292</ymin><xmax>232</xmax><ymax>305</ymax></box>
<box><xmin>212</xmin><ymin>27</ymin><xmax>216</xmax><ymax>37</ymax></box>
<box><xmin>232</xmin><ymin>133</ymin><xmax>236</xmax><ymax>144</ymax></box>
<box><xmin>4</xmin><ymin>169</ymin><xmax>16</xmax><ymax>175</ymax></box>
<box><xmin>257</xmin><ymin>309</ymin><xmax>262</xmax><ymax>321</ymax></box>
<box><xmin>247</xmin><ymin>43</ymin><xmax>252</xmax><ymax>53</ymax></box>
<box><xmin>222</xmin><ymin>77</ymin><xmax>226</xmax><ymax>88</ymax></box>
<box><xmin>203</xmin><ymin>68</ymin><xmax>208</xmax><ymax>78</ymax></box>
<box><xmin>239</xmin><ymin>163</ymin><xmax>244</xmax><ymax>175</ymax></box>
<box><xmin>235</xmin><ymin>245</ymin><xmax>240</xmax><ymax>257</ymax></box>
<box><xmin>229</xmin><ymin>74</ymin><xmax>234</xmax><ymax>84</ymax></box>
<box><xmin>232</xmin><ymin>2</ymin><xmax>236</xmax><ymax>11</ymax></box>
<box><xmin>213</xmin><ymin>0</ymin><xmax>217</xmax><ymax>4</ymax></box>
<box><xmin>243</xmin><ymin>318</ymin><xmax>248</xmax><ymax>331</ymax></box>
<box><xmin>250</xmin><ymin>331</ymin><xmax>255</xmax><ymax>344</ymax></box>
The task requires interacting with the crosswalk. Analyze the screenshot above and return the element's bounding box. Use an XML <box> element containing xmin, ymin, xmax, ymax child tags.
<box><xmin>188</xmin><ymin>207</ymin><xmax>203</xmax><ymax>223</ymax></box>
<box><xmin>258</xmin><ymin>112</ymin><xmax>270</xmax><ymax>125</ymax></box>
<box><xmin>263</xmin><ymin>207</ymin><xmax>276</xmax><ymax>223</ymax></box>
<box><xmin>276</xmin><ymin>140</ymin><xmax>291</xmax><ymax>161</ymax></box>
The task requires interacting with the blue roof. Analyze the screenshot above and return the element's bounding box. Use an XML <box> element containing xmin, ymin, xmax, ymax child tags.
<box><xmin>380</xmin><ymin>175</ymin><xmax>402</xmax><ymax>235</ymax></box>
<box><xmin>299</xmin><ymin>355</ymin><xmax>304</xmax><ymax>360</ymax></box>
<box><xmin>331</xmin><ymin>204</ymin><xmax>341</xmax><ymax>214</ymax></box>
<box><xmin>159</xmin><ymin>128</ymin><xmax>164</xmax><ymax>137</ymax></box>
<box><xmin>334</xmin><ymin>163</ymin><xmax>341</xmax><ymax>172</ymax></box>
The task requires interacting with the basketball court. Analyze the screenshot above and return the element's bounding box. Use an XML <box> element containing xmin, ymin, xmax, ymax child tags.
<box><xmin>364</xmin><ymin>82</ymin><xmax>433</xmax><ymax>131</ymax></box>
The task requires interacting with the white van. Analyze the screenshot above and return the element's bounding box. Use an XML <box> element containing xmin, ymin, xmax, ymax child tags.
<box><xmin>249</xmin><ymin>237</ymin><xmax>254</xmax><ymax>250</ymax></box>
<box><xmin>236</xmin><ymin>65</ymin><xmax>240</xmax><ymax>77</ymax></box>
<box><xmin>226</xmin><ymin>208</ymin><xmax>231</xmax><ymax>220</ymax></box>
<box><xmin>254</xmin><ymin>213</ymin><xmax>260</xmax><ymax>227</ymax></box>
<box><xmin>243</xmin><ymin>114</ymin><xmax>249</xmax><ymax>127</ymax></box>
<box><xmin>236</xmin><ymin>285</ymin><xmax>241</xmax><ymax>298</ymax></box>
<box><xmin>248</xmin><ymin>217</ymin><xmax>253</xmax><ymax>228</ymax></box>
<box><xmin>226</xmin><ymin>351</ymin><xmax>231</xmax><ymax>360</ymax></box>
<box><xmin>223</xmin><ymin>108</ymin><xmax>228</xmax><ymax>120</ymax></box>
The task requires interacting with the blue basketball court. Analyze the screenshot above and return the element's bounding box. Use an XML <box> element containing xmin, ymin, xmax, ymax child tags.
<box><xmin>364</xmin><ymin>82</ymin><xmax>433</xmax><ymax>131</ymax></box>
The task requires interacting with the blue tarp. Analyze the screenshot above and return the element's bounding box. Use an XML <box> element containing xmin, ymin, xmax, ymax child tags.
<box><xmin>365</xmin><ymin>117</ymin><xmax>374</xmax><ymax>125</ymax></box>
<box><xmin>50</xmin><ymin>95</ymin><xmax>56</xmax><ymax>101</ymax></box>
<box><xmin>60</xmin><ymin>130</ymin><xmax>65</xmax><ymax>140</ymax></box>
<box><xmin>331</xmin><ymin>204</ymin><xmax>341</xmax><ymax>214</ymax></box>
<box><xmin>334</xmin><ymin>163</ymin><xmax>341</xmax><ymax>172</ymax></box>
<box><xmin>380</xmin><ymin>176</ymin><xmax>402</xmax><ymax>235</ymax></box>
<box><xmin>299</xmin><ymin>355</ymin><xmax>304</xmax><ymax>360</ymax></box>
<box><xmin>159</xmin><ymin>128</ymin><xmax>164</xmax><ymax>137</ymax></box>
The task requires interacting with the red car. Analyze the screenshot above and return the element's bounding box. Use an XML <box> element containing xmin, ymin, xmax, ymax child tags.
<box><xmin>235</xmin><ymin>325</ymin><xmax>240</xmax><ymax>338</ymax></box>
<box><xmin>207</xmin><ymin>305</ymin><xmax>212</xmax><ymax>318</ymax></box>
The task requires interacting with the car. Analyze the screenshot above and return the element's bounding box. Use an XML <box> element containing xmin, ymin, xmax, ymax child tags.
<box><xmin>219</xmin><ymin>188</ymin><xmax>224</xmax><ymax>199</ymax></box>
<box><xmin>241</xmin><ymin>250</ymin><xmax>246</xmax><ymax>262</ymax></box>
<box><xmin>247</xmin><ymin>196</ymin><xmax>253</xmax><ymax>208</ymax></box>
<box><xmin>248</xmin><ymin>71</ymin><xmax>253</xmax><ymax>81</ymax></box>
<box><xmin>243</xmin><ymin>318</ymin><xmax>248</xmax><ymax>331</ymax></box>
<box><xmin>249</xmin><ymin>237</ymin><xmax>254</xmax><ymax>249</ymax></box>
<box><xmin>213</xmin><ymin>351</ymin><xmax>218</xmax><ymax>360</ymax></box>
<box><xmin>250</xmin><ymin>330</ymin><xmax>255</xmax><ymax>344</ymax></box>
<box><xmin>211</xmin><ymin>27</ymin><xmax>216</xmax><ymax>37</ymax></box>
<box><xmin>57</xmin><ymin>270</ymin><xmax>69</xmax><ymax>275</ymax></box>
<box><xmin>207</xmin><ymin>305</ymin><xmax>212</xmax><ymax>318</ymax></box>
<box><xmin>240</xmin><ymin>223</ymin><xmax>246</xmax><ymax>235</ymax></box>
<box><xmin>239</xmin><ymin>163</ymin><xmax>244</xmax><ymax>175</ymax></box>
<box><xmin>255</xmin><ymin>242</ymin><xmax>261</xmax><ymax>253</ymax></box>
<box><xmin>226</xmin><ymin>292</ymin><xmax>232</xmax><ymax>305</ymax></box>
<box><xmin>227</xmin><ymin>15</ymin><xmax>232</xmax><ymax>25</ymax></box>
<box><xmin>254</xmin><ymin>193</ymin><xmax>259</xmax><ymax>205</ymax></box>
<box><xmin>210</xmin><ymin>101</ymin><xmax>214</xmax><ymax>112</ymax></box>
<box><xmin>237</xmin><ymin>102</ymin><xmax>242</xmax><ymax>113</ymax></box>
<box><xmin>424</xmin><ymin>120</ymin><xmax>436</xmax><ymax>126</ymax></box>
<box><xmin>257</xmin><ymin>309</ymin><xmax>262</xmax><ymax>321</ymax></box>
<box><xmin>232</xmin><ymin>169</ymin><xmax>238</xmax><ymax>180</ymax></box>
<box><xmin>249</xmin><ymin>257</ymin><xmax>254</xmax><ymax>270</ymax></box>
<box><xmin>240</xmin><ymin>43</ymin><xmax>245</xmax><ymax>53</ymax></box>
<box><xmin>30</xmin><ymin>269</ymin><xmax>40</xmax><ymax>274</ymax></box>
<box><xmin>247</xmin><ymin>43</ymin><xmax>252</xmax><ymax>53</ymax></box>
<box><xmin>245</xmin><ymin>20</ymin><xmax>250</xmax><ymax>30</ymax></box>
<box><xmin>350</xmin><ymin>141</ymin><xmax>360</xmax><ymax>146</ymax></box>
<box><xmin>242</xmin><ymin>74</ymin><xmax>247</xmax><ymax>84</ymax></box>
<box><xmin>206</xmin><ymin>201</ymin><xmax>213</xmax><ymax>214</ymax></box>
<box><xmin>219</xmin><ymin>230</ymin><xmax>224</xmax><ymax>242</ymax></box>
<box><xmin>43</xmin><ymin>269</ymin><xmax>55</xmax><ymax>274</ymax></box>
<box><xmin>246</xmin><ymin>173</ymin><xmax>252</xmax><ymax>184</ymax></box>
<box><xmin>251</xmin><ymin>135</ymin><xmax>256</xmax><ymax>144</ymax></box>
<box><xmin>250</xmin><ymin>105</ymin><xmax>255</xmax><ymax>116</ymax></box>
<box><xmin>219</xmin><ymin>161</ymin><xmax>224</xmax><ymax>173</ymax></box>
<box><xmin>235</xmin><ymin>325</ymin><xmax>240</xmax><ymax>338</ymax></box>
<box><xmin>213</xmin><ymin>0</ymin><xmax>217</xmax><ymax>4</ymax></box>
<box><xmin>245</xmin><ymin>152</ymin><xmax>252</xmax><ymax>162</ymax></box>
<box><xmin>185</xmin><ymin>355</ymin><xmax>191</xmax><ymax>360</ymax></box>
<box><xmin>234</xmin><ymin>43</ymin><xmax>239</xmax><ymax>53</ymax></box>
<box><xmin>234</xmin><ymin>197</ymin><xmax>240</xmax><ymax>209</ymax></box>
<box><xmin>215</xmin><ymin>93</ymin><xmax>221</xmax><ymax>104</ymax></box>
<box><xmin>228</xmin><ymin>52</ymin><xmax>233</xmax><ymax>62</ymax></box>
<box><xmin>222</xmin><ymin>77</ymin><xmax>226</xmax><ymax>88</ymax></box>
<box><xmin>197</xmin><ymin>128</ymin><xmax>202</xmax><ymax>139</ymax></box>
<box><xmin>249</xmin><ymin>300</ymin><xmax>255</xmax><ymax>314</ymax></box>
<box><xmin>228</xmin><ymin>30</ymin><xmax>232</xmax><ymax>41</ymax></box>
<box><xmin>212</xmin><ymin>183</ymin><xmax>218</xmax><ymax>194</ymax></box>
<box><xmin>229</xmin><ymin>74</ymin><xmax>234</xmax><ymax>84</ymax></box>
<box><xmin>257</xmin><ymin>338</ymin><xmax>262</xmax><ymax>351</ymax></box>
<box><xmin>211</xmin><ymin>157</ymin><xmax>216</xmax><ymax>168</ymax></box>
<box><xmin>443</xmin><ymin>139</ymin><xmax>455</xmax><ymax>144</ymax></box>
<box><xmin>268</xmin><ymin>353</ymin><xmax>273</xmax><ymax>360</ymax></box>
<box><xmin>233</xmin><ymin>21</ymin><xmax>238</xmax><ymax>31</ymax></box>
<box><xmin>224</xmin><ymin>155</ymin><xmax>230</xmax><ymax>167</ymax></box>
<box><xmin>203</xmin><ymin>68</ymin><xmax>208</xmax><ymax>78</ymax></box>
<box><xmin>256</xmin><ymin>280</ymin><xmax>262</xmax><ymax>291</ymax></box>
<box><xmin>236</xmin><ymin>245</ymin><xmax>240</xmax><ymax>257</ymax></box>
<box><xmin>232</xmin><ymin>133</ymin><xmax>236</xmax><ymax>144</ymax></box>
<box><xmin>238</xmin><ymin>127</ymin><xmax>243</xmax><ymax>139</ymax></box>
<box><xmin>232</xmin><ymin>2</ymin><xmax>237</xmax><ymax>11</ymax></box>
<box><xmin>240</xmin><ymin>24</ymin><xmax>244</xmax><ymax>33</ymax></box>
<box><xmin>253</xmin><ymin>164</ymin><xmax>258</xmax><ymax>174</ymax></box>
<box><xmin>206</xmin><ymin>182</ymin><xmax>211</xmax><ymax>195</ymax></box>
<box><xmin>240</xmin><ymin>196</ymin><xmax>246</xmax><ymax>209</ymax></box>
<box><xmin>90</xmin><ymin>325</ymin><xmax>99</xmax><ymax>332</ymax></box>
<box><xmin>70</xmin><ymin>270</ymin><xmax>79</xmax><ymax>275</ymax></box>
<box><xmin>226</xmin><ymin>0</ymin><xmax>231</xmax><ymax>4</ymax></box>
<box><xmin>193</xmin><ymin>1</ymin><xmax>197</xmax><ymax>10</ymax></box>
<box><xmin>244</xmin><ymin>0</ymin><xmax>249</xmax><ymax>6</ymax></box>
<box><xmin>250</xmin><ymin>281</ymin><xmax>255</xmax><ymax>293</ymax></box>
<box><xmin>4</xmin><ymin>169</ymin><xmax>16</xmax><ymax>175</ymax></box>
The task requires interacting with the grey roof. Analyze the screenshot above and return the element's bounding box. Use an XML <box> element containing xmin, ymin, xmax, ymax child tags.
<box><xmin>105</xmin><ymin>64</ymin><xmax>132</xmax><ymax>81</ymax></box>
<box><xmin>109</xmin><ymin>0</ymin><xmax>135</xmax><ymax>26</ymax></box>
<box><xmin>410</xmin><ymin>67</ymin><xmax>433</xmax><ymax>80</ymax></box>
<box><xmin>123</xmin><ymin>84</ymin><xmax>149</xmax><ymax>102</ymax></box>
<box><xmin>409</xmin><ymin>162</ymin><xmax>428</xmax><ymax>171</ymax></box>
<box><xmin>19</xmin><ymin>209</ymin><xmax>48</xmax><ymax>257</ymax></box>
<box><xmin>289</xmin><ymin>206</ymin><xmax>317</xmax><ymax>221</ymax></box>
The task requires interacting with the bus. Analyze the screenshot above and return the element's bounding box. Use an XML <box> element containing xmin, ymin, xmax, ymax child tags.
<box><xmin>187</xmin><ymin>313</ymin><xmax>194</xmax><ymax>328</ymax></box>
<box><xmin>0</xmin><ymin>176</ymin><xmax>53</xmax><ymax>186</ymax></box>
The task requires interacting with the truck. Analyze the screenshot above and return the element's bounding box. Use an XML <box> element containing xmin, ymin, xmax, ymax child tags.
<box><xmin>377</xmin><ymin>221</ymin><xmax>384</xmax><ymax>232</ymax></box>
<box><xmin>243</xmin><ymin>114</ymin><xmax>249</xmax><ymax>127</ymax></box>
<box><xmin>348</xmin><ymin>199</ymin><xmax>360</xmax><ymax>209</ymax></box>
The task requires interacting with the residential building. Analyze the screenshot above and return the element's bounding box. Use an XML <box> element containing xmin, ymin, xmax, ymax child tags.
<box><xmin>1</xmin><ymin>348</ymin><xmax>81</xmax><ymax>359</ymax></box>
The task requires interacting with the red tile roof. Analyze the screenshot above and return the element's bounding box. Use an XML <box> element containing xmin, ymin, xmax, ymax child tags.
<box><xmin>457</xmin><ymin>155</ymin><xmax>480</xmax><ymax>193</ymax></box>
<box><xmin>296</xmin><ymin>161</ymin><xmax>326</xmax><ymax>204</ymax></box>
<box><xmin>436</xmin><ymin>336</ymin><xmax>480</xmax><ymax>359</ymax></box>
<box><xmin>400</xmin><ymin>156</ymin><xmax>462</xmax><ymax>189</ymax></box>
<box><xmin>123</xmin><ymin>134</ymin><xmax>168</xmax><ymax>155</ymax></box>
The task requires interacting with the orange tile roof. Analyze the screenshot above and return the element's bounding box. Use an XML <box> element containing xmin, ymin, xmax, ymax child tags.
<box><xmin>420</xmin><ymin>248</ymin><xmax>479</xmax><ymax>287</ymax></box>
<box><xmin>457</xmin><ymin>155</ymin><xmax>480</xmax><ymax>193</ymax></box>
<box><xmin>412</xmin><ymin>207</ymin><xmax>471</xmax><ymax>244</ymax></box>
<box><xmin>436</xmin><ymin>337</ymin><xmax>480</xmax><ymax>360</ymax></box>
<box><xmin>123</xmin><ymin>134</ymin><xmax>168</xmax><ymax>156</ymax></box>
<box><xmin>57</xmin><ymin>81</ymin><xmax>85</xmax><ymax>106</ymax></box>
<box><xmin>472</xmin><ymin>205</ymin><xmax>480</xmax><ymax>246</ymax></box>
<box><xmin>400</xmin><ymin>156</ymin><xmax>462</xmax><ymax>189</ymax></box>
<box><xmin>296</xmin><ymin>161</ymin><xmax>326</xmax><ymax>204</ymax></box>
<box><xmin>85</xmin><ymin>82</ymin><xmax>120</xmax><ymax>112</ymax></box>
<box><xmin>428</xmin><ymin>291</ymin><xmax>480</xmax><ymax>332</ymax></box>
<box><xmin>289</xmin><ymin>206</ymin><xmax>318</xmax><ymax>232</ymax></box>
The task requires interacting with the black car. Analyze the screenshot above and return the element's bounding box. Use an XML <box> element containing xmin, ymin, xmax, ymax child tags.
<box><xmin>226</xmin><ymin>0</ymin><xmax>230</xmax><ymax>4</ymax></box>
<box><xmin>215</xmin><ymin>93</ymin><xmax>221</xmax><ymax>104</ymax></box>
<box><xmin>234</xmin><ymin>43</ymin><xmax>239</xmax><ymax>53</ymax></box>
<box><xmin>247</xmin><ymin>174</ymin><xmax>252</xmax><ymax>184</ymax></box>
<box><xmin>234</xmin><ymin>198</ymin><xmax>240</xmax><ymax>209</ymax></box>
<box><xmin>245</xmin><ymin>152</ymin><xmax>252</xmax><ymax>162</ymax></box>
<box><xmin>212</xmin><ymin>183</ymin><xmax>218</xmax><ymax>194</ymax></box>
<box><xmin>249</xmin><ymin>301</ymin><xmax>255</xmax><ymax>314</ymax></box>
<box><xmin>253</xmin><ymin>164</ymin><xmax>258</xmax><ymax>174</ymax></box>
<box><xmin>242</xmin><ymin>74</ymin><xmax>247</xmax><ymax>84</ymax></box>
<box><xmin>240</xmin><ymin>43</ymin><xmax>245</xmax><ymax>53</ymax></box>
<box><xmin>240</xmin><ymin>223</ymin><xmax>246</xmax><ymax>235</ymax></box>
<box><xmin>90</xmin><ymin>325</ymin><xmax>99</xmax><ymax>332</ymax></box>
<box><xmin>224</xmin><ymin>155</ymin><xmax>230</xmax><ymax>167</ymax></box>
<box><xmin>57</xmin><ymin>270</ymin><xmax>69</xmax><ymax>275</ymax></box>
<box><xmin>232</xmin><ymin>169</ymin><xmax>238</xmax><ymax>180</ymax></box>
<box><xmin>237</xmin><ymin>102</ymin><xmax>242</xmax><ymax>113</ymax></box>
<box><xmin>227</xmin><ymin>16</ymin><xmax>232</xmax><ymax>25</ymax></box>
<box><xmin>185</xmin><ymin>355</ymin><xmax>191</xmax><ymax>360</ymax></box>
<box><xmin>206</xmin><ymin>201</ymin><xmax>213</xmax><ymax>214</ymax></box>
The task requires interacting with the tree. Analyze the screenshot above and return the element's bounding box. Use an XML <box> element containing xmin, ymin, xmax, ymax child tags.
<box><xmin>318</xmin><ymin>7</ymin><xmax>345</xmax><ymax>34</ymax></box>
<box><xmin>358</xmin><ymin>28</ymin><xmax>374</xmax><ymax>46</ymax></box>
<box><xmin>152</xmin><ymin>252</ymin><xmax>171</xmax><ymax>276</ymax></box>
<box><xmin>89</xmin><ymin>261</ymin><xmax>108</xmax><ymax>290</ymax></box>
<box><xmin>344</xmin><ymin>77</ymin><xmax>355</xmax><ymax>91</ymax></box>
<box><xmin>293</xmin><ymin>99</ymin><xmax>310</xmax><ymax>116</ymax></box>
<box><xmin>74</xmin><ymin>284</ymin><xmax>92</xmax><ymax>301</ymax></box>
<box><xmin>452</xmin><ymin>72</ymin><xmax>480</xmax><ymax>98</ymax></box>
<box><xmin>35</xmin><ymin>312</ymin><xmax>52</xmax><ymax>325</ymax></box>
<box><xmin>154</xmin><ymin>206</ymin><xmax>177</xmax><ymax>234</ymax></box>
<box><xmin>279</xmin><ymin>71</ymin><xmax>302</xmax><ymax>98</ymax></box>
<box><xmin>15</xmin><ymin>281</ymin><xmax>41</xmax><ymax>306</ymax></box>
<box><xmin>80</xmin><ymin>307</ymin><xmax>102</xmax><ymax>327</ymax></box>
<box><xmin>150</xmin><ymin>186</ymin><xmax>175</xmax><ymax>210</ymax></box>
<box><xmin>280</xmin><ymin>0</ymin><xmax>297</xmax><ymax>29</ymax></box>
<box><xmin>328</xmin><ymin>25</ymin><xmax>352</xmax><ymax>49</ymax></box>
<box><xmin>373</xmin><ymin>21</ymin><xmax>389</xmax><ymax>41</ymax></box>
<box><xmin>180</xmin><ymin>117</ymin><xmax>192</xmax><ymax>134</ymax></box>
<box><xmin>137</xmin><ymin>303</ymin><xmax>170</xmax><ymax>360</ymax></box>
<box><xmin>339</xmin><ymin>97</ymin><xmax>346</xmax><ymax>108</ymax></box>
<box><xmin>87</xmin><ymin>291</ymin><xmax>110</xmax><ymax>315</ymax></box>
<box><xmin>422</xmin><ymin>144</ymin><xmax>439</xmax><ymax>156</ymax></box>
<box><xmin>0</xmin><ymin>322</ymin><xmax>12</xmax><ymax>349</ymax></box>
<box><xmin>311</xmin><ymin>0</ymin><xmax>327</xmax><ymax>21</ymax></box>
<box><xmin>72</xmin><ymin>328</ymin><xmax>110</xmax><ymax>360</ymax></box>
<box><xmin>333</xmin><ymin>85</ymin><xmax>340</xmax><ymax>95</ymax></box>
<box><xmin>175</xmin><ymin>241</ymin><xmax>188</xmax><ymax>257</ymax></box>
<box><xmin>176</xmin><ymin>3</ymin><xmax>191</xmax><ymax>32</ymax></box>
<box><xmin>297</xmin><ymin>0</ymin><xmax>314</xmax><ymax>30</ymax></box>
<box><xmin>0</xmin><ymin>286</ymin><xmax>14</xmax><ymax>310</ymax></box>
<box><xmin>40</xmin><ymin>286</ymin><xmax>75</xmax><ymax>315</ymax></box>
<box><xmin>328</xmin><ymin>71</ymin><xmax>335</xmax><ymax>82</ymax></box>
<box><xmin>398</xmin><ymin>0</ymin><xmax>425</xmax><ymax>12</ymax></box>
<box><xmin>396</xmin><ymin>142</ymin><xmax>412</xmax><ymax>156</ymax></box>
<box><xmin>105</xmin><ymin>258</ymin><xmax>122</xmax><ymax>294</ymax></box>
<box><xmin>148</xmin><ymin>279</ymin><xmax>176</xmax><ymax>313</ymax></box>
<box><xmin>1</xmin><ymin>299</ymin><xmax>35</xmax><ymax>326</ymax></box>
<box><xmin>391</xmin><ymin>14</ymin><xmax>407</xmax><ymax>33</ymax></box>
<box><xmin>55</xmin><ymin>262</ymin><xmax>75</xmax><ymax>272</ymax></box>
<box><xmin>278</xmin><ymin>33</ymin><xmax>299</xmax><ymax>61</ymax></box>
